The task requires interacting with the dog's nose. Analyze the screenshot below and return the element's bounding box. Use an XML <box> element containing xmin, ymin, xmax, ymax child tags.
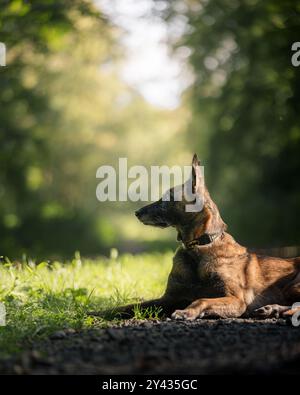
<box><xmin>135</xmin><ymin>208</ymin><xmax>146</xmax><ymax>218</ymax></box>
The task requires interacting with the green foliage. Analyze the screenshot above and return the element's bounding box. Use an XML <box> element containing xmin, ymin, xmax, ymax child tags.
<box><xmin>0</xmin><ymin>0</ymin><xmax>110</xmax><ymax>256</ymax></box>
<box><xmin>0</xmin><ymin>0</ymin><xmax>187</xmax><ymax>258</ymax></box>
<box><xmin>2</xmin><ymin>0</ymin><xmax>297</xmax><ymax>256</ymax></box>
<box><xmin>0</xmin><ymin>251</ymin><xmax>172</xmax><ymax>356</ymax></box>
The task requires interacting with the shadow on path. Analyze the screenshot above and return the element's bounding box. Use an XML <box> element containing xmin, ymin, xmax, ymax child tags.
<box><xmin>1</xmin><ymin>318</ymin><xmax>300</xmax><ymax>374</ymax></box>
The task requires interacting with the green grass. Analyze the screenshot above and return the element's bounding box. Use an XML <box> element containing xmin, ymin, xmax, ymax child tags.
<box><xmin>0</xmin><ymin>251</ymin><xmax>172</xmax><ymax>357</ymax></box>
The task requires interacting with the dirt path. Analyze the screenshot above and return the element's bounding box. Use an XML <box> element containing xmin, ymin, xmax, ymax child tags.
<box><xmin>1</xmin><ymin>318</ymin><xmax>300</xmax><ymax>374</ymax></box>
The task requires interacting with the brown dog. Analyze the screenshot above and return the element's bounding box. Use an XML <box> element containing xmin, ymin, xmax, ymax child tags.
<box><xmin>110</xmin><ymin>154</ymin><xmax>300</xmax><ymax>320</ymax></box>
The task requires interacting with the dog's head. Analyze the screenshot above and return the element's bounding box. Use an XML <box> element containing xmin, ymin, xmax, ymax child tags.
<box><xmin>135</xmin><ymin>154</ymin><xmax>227</xmax><ymax>245</ymax></box>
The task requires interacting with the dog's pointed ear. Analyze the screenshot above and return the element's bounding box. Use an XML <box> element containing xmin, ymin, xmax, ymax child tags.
<box><xmin>191</xmin><ymin>153</ymin><xmax>201</xmax><ymax>193</ymax></box>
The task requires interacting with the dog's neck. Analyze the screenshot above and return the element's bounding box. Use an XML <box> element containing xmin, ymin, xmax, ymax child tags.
<box><xmin>178</xmin><ymin>201</ymin><xmax>227</xmax><ymax>249</ymax></box>
<box><xmin>184</xmin><ymin>231</ymin><xmax>224</xmax><ymax>249</ymax></box>
<box><xmin>181</xmin><ymin>231</ymin><xmax>248</xmax><ymax>260</ymax></box>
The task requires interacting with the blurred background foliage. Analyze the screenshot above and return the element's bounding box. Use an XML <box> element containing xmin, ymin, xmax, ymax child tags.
<box><xmin>0</xmin><ymin>0</ymin><xmax>300</xmax><ymax>259</ymax></box>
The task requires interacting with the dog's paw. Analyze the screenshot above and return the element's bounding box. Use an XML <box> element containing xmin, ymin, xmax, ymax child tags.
<box><xmin>171</xmin><ymin>309</ymin><xmax>203</xmax><ymax>321</ymax></box>
<box><xmin>253</xmin><ymin>304</ymin><xmax>289</xmax><ymax>319</ymax></box>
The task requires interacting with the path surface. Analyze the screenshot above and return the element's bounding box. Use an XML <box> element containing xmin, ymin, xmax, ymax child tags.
<box><xmin>1</xmin><ymin>318</ymin><xmax>300</xmax><ymax>374</ymax></box>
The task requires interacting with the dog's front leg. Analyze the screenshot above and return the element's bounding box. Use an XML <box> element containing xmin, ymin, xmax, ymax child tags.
<box><xmin>110</xmin><ymin>298</ymin><xmax>173</xmax><ymax>319</ymax></box>
<box><xmin>172</xmin><ymin>296</ymin><xmax>246</xmax><ymax>321</ymax></box>
<box><xmin>90</xmin><ymin>297</ymin><xmax>187</xmax><ymax>320</ymax></box>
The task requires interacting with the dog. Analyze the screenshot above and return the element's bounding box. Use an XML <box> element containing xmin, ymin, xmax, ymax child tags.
<box><xmin>104</xmin><ymin>154</ymin><xmax>300</xmax><ymax>321</ymax></box>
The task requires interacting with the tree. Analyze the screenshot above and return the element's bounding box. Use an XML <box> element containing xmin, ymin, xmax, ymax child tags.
<box><xmin>0</xmin><ymin>0</ymin><xmax>188</xmax><ymax>257</ymax></box>
<box><xmin>0</xmin><ymin>0</ymin><xmax>115</xmax><ymax>256</ymax></box>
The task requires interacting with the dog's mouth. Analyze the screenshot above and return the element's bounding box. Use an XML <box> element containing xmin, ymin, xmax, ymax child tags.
<box><xmin>135</xmin><ymin>208</ymin><xmax>171</xmax><ymax>228</ymax></box>
<box><xmin>140</xmin><ymin>219</ymin><xmax>169</xmax><ymax>228</ymax></box>
<box><xmin>154</xmin><ymin>222</ymin><xmax>169</xmax><ymax>228</ymax></box>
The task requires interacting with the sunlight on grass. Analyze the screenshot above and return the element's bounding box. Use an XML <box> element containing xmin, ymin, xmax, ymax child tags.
<box><xmin>0</xmin><ymin>251</ymin><xmax>172</xmax><ymax>356</ymax></box>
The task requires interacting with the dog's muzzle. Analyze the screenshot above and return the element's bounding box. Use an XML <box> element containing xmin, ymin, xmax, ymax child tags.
<box><xmin>135</xmin><ymin>206</ymin><xmax>170</xmax><ymax>228</ymax></box>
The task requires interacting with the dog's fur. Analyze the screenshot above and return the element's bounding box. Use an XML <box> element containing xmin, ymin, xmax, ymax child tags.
<box><xmin>107</xmin><ymin>154</ymin><xmax>300</xmax><ymax>320</ymax></box>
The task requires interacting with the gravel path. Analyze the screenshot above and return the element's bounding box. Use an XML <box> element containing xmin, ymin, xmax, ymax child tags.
<box><xmin>1</xmin><ymin>318</ymin><xmax>300</xmax><ymax>374</ymax></box>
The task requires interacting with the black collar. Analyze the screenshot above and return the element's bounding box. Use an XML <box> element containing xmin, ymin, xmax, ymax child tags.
<box><xmin>185</xmin><ymin>232</ymin><xmax>223</xmax><ymax>249</ymax></box>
